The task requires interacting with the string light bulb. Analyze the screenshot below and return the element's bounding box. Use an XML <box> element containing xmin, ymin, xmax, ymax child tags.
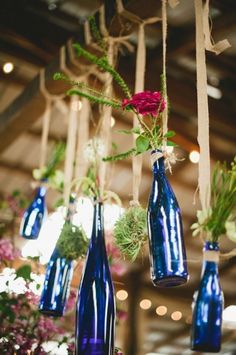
<box><xmin>3</xmin><ymin>62</ymin><xmax>14</xmax><ymax>74</ymax></box>
<box><xmin>139</xmin><ymin>299</ymin><xmax>152</xmax><ymax>310</ymax></box>
<box><xmin>116</xmin><ymin>289</ymin><xmax>128</xmax><ymax>301</ymax></box>
<box><xmin>156</xmin><ymin>305</ymin><xmax>167</xmax><ymax>316</ymax></box>
<box><xmin>189</xmin><ymin>150</ymin><xmax>200</xmax><ymax>164</ymax></box>
<box><xmin>171</xmin><ymin>311</ymin><xmax>182</xmax><ymax>321</ymax></box>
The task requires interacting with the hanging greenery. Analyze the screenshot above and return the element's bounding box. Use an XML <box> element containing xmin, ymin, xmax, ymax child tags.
<box><xmin>33</xmin><ymin>142</ymin><xmax>65</xmax><ymax>191</ymax></box>
<box><xmin>53</xmin><ymin>16</ymin><xmax>177</xmax><ymax>163</ymax></box>
<box><xmin>114</xmin><ymin>206</ymin><xmax>147</xmax><ymax>261</ymax></box>
<box><xmin>56</xmin><ymin>221</ymin><xmax>89</xmax><ymax>260</ymax></box>
<box><xmin>191</xmin><ymin>157</ymin><xmax>236</xmax><ymax>242</ymax></box>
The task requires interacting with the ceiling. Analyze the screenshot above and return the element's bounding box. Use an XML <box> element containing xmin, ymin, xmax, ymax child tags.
<box><xmin>0</xmin><ymin>0</ymin><xmax>236</xmax><ymax>354</ymax></box>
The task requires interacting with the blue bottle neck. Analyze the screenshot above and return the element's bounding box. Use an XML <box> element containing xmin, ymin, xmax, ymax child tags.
<box><xmin>91</xmin><ymin>202</ymin><xmax>105</xmax><ymax>245</ymax></box>
<box><xmin>37</xmin><ymin>186</ymin><xmax>47</xmax><ymax>198</ymax></box>
<box><xmin>151</xmin><ymin>150</ymin><xmax>165</xmax><ymax>175</ymax></box>
<box><xmin>202</xmin><ymin>241</ymin><xmax>219</xmax><ymax>273</ymax></box>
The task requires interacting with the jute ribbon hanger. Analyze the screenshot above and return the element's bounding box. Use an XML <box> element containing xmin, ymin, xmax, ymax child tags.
<box><xmin>98</xmin><ymin>5</ymin><xmax>135</xmax><ymax>196</ymax></box>
<box><xmin>59</xmin><ymin>44</ymin><xmax>93</xmax><ymax>207</ymax></box>
<box><xmin>39</xmin><ymin>69</ymin><xmax>65</xmax><ymax>171</ymax></box>
<box><xmin>203</xmin><ymin>0</ymin><xmax>231</xmax><ymax>55</ymax></box>
<box><xmin>194</xmin><ymin>0</ymin><xmax>236</xmax><ymax>261</ymax></box>
<box><xmin>116</xmin><ymin>0</ymin><xmax>161</xmax><ymax>205</ymax></box>
<box><xmin>194</xmin><ymin>0</ymin><xmax>211</xmax><ymax>213</ymax></box>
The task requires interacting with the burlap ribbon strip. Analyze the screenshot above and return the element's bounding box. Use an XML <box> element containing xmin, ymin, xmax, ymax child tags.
<box><xmin>161</xmin><ymin>0</ymin><xmax>168</xmax><ymax>149</ymax></box>
<box><xmin>99</xmin><ymin>38</ymin><xmax>114</xmax><ymax>195</ymax></box>
<box><xmin>63</xmin><ymin>95</ymin><xmax>79</xmax><ymax>207</ymax></box>
<box><xmin>203</xmin><ymin>250</ymin><xmax>219</xmax><ymax>263</ymax></box>
<box><xmin>194</xmin><ymin>0</ymin><xmax>211</xmax><ymax>211</ymax></box>
<box><xmin>203</xmin><ymin>0</ymin><xmax>231</xmax><ymax>55</ymax></box>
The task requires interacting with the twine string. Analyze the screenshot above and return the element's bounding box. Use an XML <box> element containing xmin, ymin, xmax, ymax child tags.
<box><xmin>161</xmin><ymin>0</ymin><xmax>168</xmax><ymax>149</ymax></box>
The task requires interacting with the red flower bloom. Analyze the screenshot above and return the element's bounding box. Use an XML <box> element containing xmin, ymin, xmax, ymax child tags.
<box><xmin>122</xmin><ymin>91</ymin><xmax>166</xmax><ymax>116</ymax></box>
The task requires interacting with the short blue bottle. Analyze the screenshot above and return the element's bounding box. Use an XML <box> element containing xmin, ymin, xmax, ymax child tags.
<box><xmin>191</xmin><ymin>241</ymin><xmax>223</xmax><ymax>352</ymax></box>
<box><xmin>147</xmin><ymin>151</ymin><xmax>188</xmax><ymax>287</ymax></box>
<box><xmin>75</xmin><ymin>202</ymin><xmax>115</xmax><ymax>355</ymax></box>
<box><xmin>20</xmin><ymin>185</ymin><xmax>47</xmax><ymax>240</ymax></box>
<box><xmin>39</xmin><ymin>247</ymin><xmax>73</xmax><ymax>317</ymax></box>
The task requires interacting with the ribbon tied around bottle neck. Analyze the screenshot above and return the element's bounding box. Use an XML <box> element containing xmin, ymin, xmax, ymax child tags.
<box><xmin>203</xmin><ymin>250</ymin><xmax>220</xmax><ymax>263</ymax></box>
<box><xmin>150</xmin><ymin>150</ymin><xmax>183</xmax><ymax>174</ymax></box>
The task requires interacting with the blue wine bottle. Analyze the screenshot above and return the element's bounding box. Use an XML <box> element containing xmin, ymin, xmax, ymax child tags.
<box><xmin>39</xmin><ymin>247</ymin><xmax>73</xmax><ymax>317</ymax></box>
<box><xmin>147</xmin><ymin>151</ymin><xmax>188</xmax><ymax>287</ymax></box>
<box><xmin>75</xmin><ymin>202</ymin><xmax>115</xmax><ymax>355</ymax></box>
<box><xmin>191</xmin><ymin>241</ymin><xmax>223</xmax><ymax>352</ymax></box>
<box><xmin>20</xmin><ymin>185</ymin><xmax>47</xmax><ymax>240</ymax></box>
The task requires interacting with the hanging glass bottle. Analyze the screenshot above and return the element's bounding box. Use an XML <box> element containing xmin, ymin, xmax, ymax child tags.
<box><xmin>20</xmin><ymin>185</ymin><xmax>47</xmax><ymax>240</ymax></box>
<box><xmin>147</xmin><ymin>151</ymin><xmax>188</xmax><ymax>287</ymax></box>
<box><xmin>191</xmin><ymin>241</ymin><xmax>223</xmax><ymax>352</ymax></box>
<box><xmin>75</xmin><ymin>202</ymin><xmax>115</xmax><ymax>355</ymax></box>
<box><xmin>39</xmin><ymin>247</ymin><xmax>73</xmax><ymax>317</ymax></box>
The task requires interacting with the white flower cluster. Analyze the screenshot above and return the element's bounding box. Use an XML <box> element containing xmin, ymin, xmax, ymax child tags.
<box><xmin>83</xmin><ymin>137</ymin><xmax>105</xmax><ymax>163</ymax></box>
<box><xmin>0</xmin><ymin>268</ymin><xmax>44</xmax><ymax>295</ymax></box>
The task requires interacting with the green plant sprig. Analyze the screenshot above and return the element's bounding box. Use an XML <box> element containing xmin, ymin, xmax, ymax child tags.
<box><xmin>54</xmin><ymin>72</ymin><xmax>122</xmax><ymax>109</ymax></box>
<box><xmin>88</xmin><ymin>16</ymin><xmax>107</xmax><ymax>54</ymax></box>
<box><xmin>191</xmin><ymin>157</ymin><xmax>236</xmax><ymax>242</ymax></box>
<box><xmin>114</xmin><ymin>206</ymin><xmax>148</xmax><ymax>261</ymax></box>
<box><xmin>56</xmin><ymin>221</ymin><xmax>89</xmax><ymax>260</ymax></box>
<box><xmin>73</xmin><ymin>43</ymin><xmax>131</xmax><ymax>98</ymax></box>
<box><xmin>33</xmin><ymin>142</ymin><xmax>65</xmax><ymax>181</ymax></box>
<box><xmin>68</xmin><ymin>89</ymin><xmax>121</xmax><ymax>109</ymax></box>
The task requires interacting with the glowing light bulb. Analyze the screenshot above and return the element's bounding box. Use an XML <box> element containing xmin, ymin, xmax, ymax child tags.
<box><xmin>116</xmin><ymin>289</ymin><xmax>128</xmax><ymax>301</ymax></box>
<box><xmin>110</xmin><ymin>116</ymin><xmax>116</xmax><ymax>127</ymax></box>
<box><xmin>171</xmin><ymin>311</ymin><xmax>182</xmax><ymax>321</ymax></box>
<box><xmin>3</xmin><ymin>62</ymin><xmax>14</xmax><ymax>74</ymax></box>
<box><xmin>189</xmin><ymin>150</ymin><xmax>200</xmax><ymax>164</ymax></box>
<box><xmin>140</xmin><ymin>299</ymin><xmax>152</xmax><ymax>310</ymax></box>
<box><xmin>156</xmin><ymin>305</ymin><xmax>167</xmax><ymax>316</ymax></box>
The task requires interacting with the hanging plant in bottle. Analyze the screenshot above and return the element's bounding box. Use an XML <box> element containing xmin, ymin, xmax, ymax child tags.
<box><xmin>54</xmin><ymin>30</ymin><xmax>188</xmax><ymax>287</ymax></box>
<box><xmin>20</xmin><ymin>142</ymin><xmax>65</xmax><ymax>240</ymax></box>
<box><xmin>39</xmin><ymin>197</ymin><xmax>89</xmax><ymax>317</ymax></box>
<box><xmin>70</xmin><ymin>135</ymin><xmax>122</xmax><ymax>355</ymax></box>
<box><xmin>190</xmin><ymin>158</ymin><xmax>236</xmax><ymax>352</ymax></box>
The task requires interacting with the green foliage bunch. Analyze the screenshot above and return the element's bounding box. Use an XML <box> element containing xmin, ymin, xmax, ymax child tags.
<box><xmin>191</xmin><ymin>157</ymin><xmax>236</xmax><ymax>242</ymax></box>
<box><xmin>114</xmin><ymin>206</ymin><xmax>148</xmax><ymax>261</ymax></box>
<box><xmin>56</xmin><ymin>221</ymin><xmax>89</xmax><ymax>260</ymax></box>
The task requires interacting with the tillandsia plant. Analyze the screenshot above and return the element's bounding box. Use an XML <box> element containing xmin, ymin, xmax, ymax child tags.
<box><xmin>53</xmin><ymin>17</ymin><xmax>176</xmax><ymax>163</ymax></box>
<box><xmin>33</xmin><ymin>142</ymin><xmax>65</xmax><ymax>191</ymax></box>
<box><xmin>114</xmin><ymin>206</ymin><xmax>148</xmax><ymax>261</ymax></box>
<box><xmin>191</xmin><ymin>157</ymin><xmax>236</xmax><ymax>243</ymax></box>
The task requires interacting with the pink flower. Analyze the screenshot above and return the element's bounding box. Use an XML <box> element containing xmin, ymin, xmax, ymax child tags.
<box><xmin>66</xmin><ymin>288</ymin><xmax>77</xmax><ymax>312</ymax></box>
<box><xmin>0</xmin><ymin>238</ymin><xmax>20</xmax><ymax>262</ymax></box>
<box><xmin>122</xmin><ymin>91</ymin><xmax>166</xmax><ymax>116</ymax></box>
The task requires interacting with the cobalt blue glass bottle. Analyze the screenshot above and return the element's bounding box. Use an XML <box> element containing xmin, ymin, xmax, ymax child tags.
<box><xmin>20</xmin><ymin>185</ymin><xmax>47</xmax><ymax>239</ymax></box>
<box><xmin>75</xmin><ymin>202</ymin><xmax>115</xmax><ymax>355</ymax></box>
<box><xmin>147</xmin><ymin>151</ymin><xmax>188</xmax><ymax>287</ymax></box>
<box><xmin>39</xmin><ymin>247</ymin><xmax>73</xmax><ymax>317</ymax></box>
<box><xmin>191</xmin><ymin>241</ymin><xmax>223</xmax><ymax>352</ymax></box>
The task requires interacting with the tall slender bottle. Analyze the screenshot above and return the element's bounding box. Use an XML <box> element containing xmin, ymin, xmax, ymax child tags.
<box><xmin>75</xmin><ymin>202</ymin><xmax>115</xmax><ymax>355</ymax></box>
<box><xmin>191</xmin><ymin>241</ymin><xmax>223</xmax><ymax>352</ymax></box>
<box><xmin>20</xmin><ymin>185</ymin><xmax>47</xmax><ymax>239</ymax></box>
<box><xmin>147</xmin><ymin>151</ymin><xmax>188</xmax><ymax>287</ymax></box>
